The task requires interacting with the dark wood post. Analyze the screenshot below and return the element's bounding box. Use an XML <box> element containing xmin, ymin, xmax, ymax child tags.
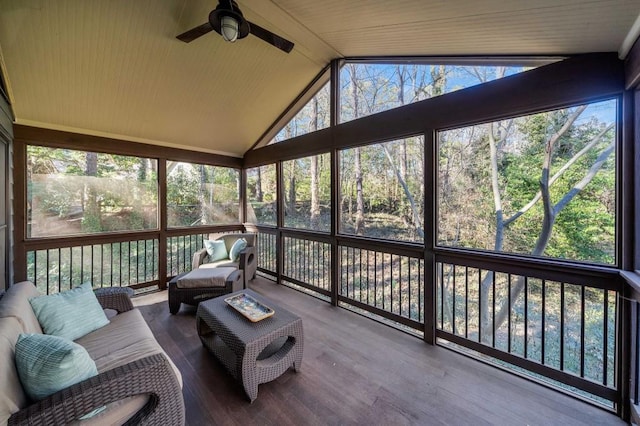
<box><xmin>158</xmin><ymin>158</ymin><xmax>167</xmax><ymax>290</ymax></box>
<box><xmin>424</xmin><ymin>130</ymin><xmax>436</xmax><ymax>344</ymax></box>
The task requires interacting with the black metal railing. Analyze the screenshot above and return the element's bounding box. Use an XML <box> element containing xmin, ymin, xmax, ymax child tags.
<box><xmin>166</xmin><ymin>232</ymin><xmax>209</xmax><ymax>277</ymax></box>
<box><xmin>26</xmin><ymin>239</ymin><xmax>159</xmax><ymax>294</ymax></box>
<box><xmin>632</xmin><ymin>298</ymin><xmax>640</xmax><ymax>408</ymax></box>
<box><xmin>256</xmin><ymin>229</ymin><xmax>277</xmax><ymax>276</ymax></box>
<box><xmin>283</xmin><ymin>234</ymin><xmax>331</xmax><ymax>295</ymax></box>
<box><xmin>339</xmin><ymin>242</ymin><xmax>424</xmax><ymax>330</ymax></box>
<box><xmin>435</xmin><ymin>259</ymin><xmax>618</xmax><ymax>405</ymax></box>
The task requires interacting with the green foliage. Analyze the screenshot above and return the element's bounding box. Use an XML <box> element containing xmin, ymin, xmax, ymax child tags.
<box><xmin>438</xmin><ymin>99</ymin><xmax>617</xmax><ymax>264</ymax></box>
<box><xmin>166</xmin><ymin>161</ymin><xmax>240</xmax><ymax>227</ymax></box>
<box><xmin>27</xmin><ymin>147</ymin><xmax>158</xmax><ymax>237</ymax></box>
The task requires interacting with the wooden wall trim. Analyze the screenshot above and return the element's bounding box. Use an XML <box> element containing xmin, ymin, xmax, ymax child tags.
<box><xmin>636</xmin><ymin>89</ymin><xmax>640</xmax><ymax>272</ymax></box>
<box><xmin>244</xmin><ymin>53</ymin><xmax>624</xmax><ymax>168</ymax></box>
<box><xmin>249</xmin><ymin>64</ymin><xmax>332</xmax><ymax>151</ymax></box>
<box><xmin>12</xmin><ymin>139</ymin><xmax>25</xmax><ymax>282</ymax></box>
<box><xmin>621</xmin><ymin>90</ymin><xmax>635</xmax><ymax>271</ymax></box>
<box><xmin>13</xmin><ymin>125</ymin><xmax>243</xmax><ymax>168</ymax></box>
<box><xmin>626</xmin><ymin>36</ymin><xmax>640</xmax><ymax>89</ymax></box>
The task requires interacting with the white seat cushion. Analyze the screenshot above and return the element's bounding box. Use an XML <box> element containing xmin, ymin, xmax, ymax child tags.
<box><xmin>177</xmin><ymin>267</ymin><xmax>237</xmax><ymax>288</ymax></box>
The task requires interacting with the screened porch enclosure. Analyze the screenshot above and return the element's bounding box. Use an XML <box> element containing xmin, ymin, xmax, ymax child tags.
<box><xmin>11</xmin><ymin>53</ymin><xmax>638</xmax><ymax>419</ymax></box>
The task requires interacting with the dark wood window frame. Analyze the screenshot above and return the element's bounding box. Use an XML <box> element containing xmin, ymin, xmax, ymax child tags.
<box><xmin>12</xmin><ymin>126</ymin><xmax>243</xmax><ymax>288</ymax></box>
<box><xmin>244</xmin><ymin>53</ymin><xmax>630</xmax><ymax>416</ymax></box>
<box><xmin>245</xmin><ymin>54</ymin><xmax>628</xmax><ymax>278</ymax></box>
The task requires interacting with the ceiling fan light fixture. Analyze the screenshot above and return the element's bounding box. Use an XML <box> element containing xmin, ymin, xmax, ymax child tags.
<box><xmin>220</xmin><ymin>15</ymin><xmax>239</xmax><ymax>42</ymax></box>
<box><xmin>177</xmin><ymin>0</ymin><xmax>294</xmax><ymax>53</ymax></box>
<box><xmin>209</xmin><ymin>1</ymin><xmax>250</xmax><ymax>42</ymax></box>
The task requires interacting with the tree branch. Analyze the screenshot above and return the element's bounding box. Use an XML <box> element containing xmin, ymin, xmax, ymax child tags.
<box><xmin>554</xmin><ymin>142</ymin><xmax>615</xmax><ymax>213</ymax></box>
<box><xmin>503</xmin><ymin>122</ymin><xmax>612</xmax><ymax>226</ymax></box>
<box><xmin>381</xmin><ymin>143</ymin><xmax>424</xmax><ymax>238</ymax></box>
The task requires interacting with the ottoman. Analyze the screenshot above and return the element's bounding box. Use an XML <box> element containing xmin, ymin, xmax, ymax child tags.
<box><xmin>168</xmin><ymin>267</ymin><xmax>243</xmax><ymax>314</ymax></box>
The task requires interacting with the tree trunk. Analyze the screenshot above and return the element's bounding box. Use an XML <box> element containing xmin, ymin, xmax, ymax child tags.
<box><xmin>479</xmin><ymin>105</ymin><xmax>611</xmax><ymax>340</ymax></box>
<box><xmin>310</xmin><ymin>97</ymin><xmax>320</xmax><ymax>228</ymax></box>
<box><xmin>354</xmin><ymin>147</ymin><xmax>365</xmax><ymax>235</ymax></box>
<box><xmin>85</xmin><ymin>152</ymin><xmax>97</xmax><ymax>176</ymax></box>
<box><xmin>256</xmin><ymin>166</ymin><xmax>263</xmax><ymax>202</ymax></box>
<box><xmin>83</xmin><ymin>152</ymin><xmax>100</xmax><ymax>232</ymax></box>
<box><xmin>382</xmin><ymin>144</ymin><xmax>424</xmax><ymax>238</ymax></box>
<box><xmin>199</xmin><ymin>164</ymin><xmax>207</xmax><ymax>225</ymax></box>
<box><xmin>288</xmin><ymin>162</ymin><xmax>296</xmax><ymax>217</ymax></box>
<box><xmin>348</xmin><ymin>64</ymin><xmax>365</xmax><ymax>234</ymax></box>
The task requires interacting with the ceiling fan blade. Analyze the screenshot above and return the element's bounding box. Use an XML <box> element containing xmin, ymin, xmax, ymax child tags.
<box><xmin>248</xmin><ymin>21</ymin><xmax>294</xmax><ymax>53</ymax></box>
<box><xmin>177</xmin><ymin>22</ymin><xmax>214</xmax><ymax>43</ymax></box>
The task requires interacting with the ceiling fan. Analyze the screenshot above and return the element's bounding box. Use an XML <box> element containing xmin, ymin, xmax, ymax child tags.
<box><xmin>176</xmin><ymin>0</ymin><xmax>294</xmax><ymax>53</ymax></box>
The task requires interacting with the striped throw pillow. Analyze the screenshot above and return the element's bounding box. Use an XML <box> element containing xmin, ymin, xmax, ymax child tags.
<box><xmin>204</xmin><ymin>239</ymin><xmax>228</xmax><ymax>262</ymax></box>
<box><xmin>15</xmin><ymin>333</ymin><xmax>98</xmax><ymax>401</ymax></box>
<box><xmin>29</xmin><ymin>282</ymin><xmax>109</xmax><ymax>341</ymax></box>
<box><xmin>229</xmin><ymin>238</ymin><xmax>248</xmax><ymax>262</ymax></box>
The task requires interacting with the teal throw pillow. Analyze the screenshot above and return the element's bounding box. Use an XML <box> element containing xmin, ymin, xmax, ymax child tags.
<box><xmin>204</xmin><ymin>239</ymin><xmax>228</xmax><ymax>262</ymax></box>
<box><xmin>229</xmin><ymin>238</ymin><xmax>248</xmax><ymax>262</ymax></box>
<box><xmin>29</xmin><ymin>282</ymin><xmax>109</xmax><ymax>341</ymax></box>
<box><xmin>15</xmin><ymin>333</ymin><xmax>99</xmax><ymax>401</ymax></box>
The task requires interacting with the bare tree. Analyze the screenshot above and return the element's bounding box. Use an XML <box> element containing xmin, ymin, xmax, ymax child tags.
<box><xmin>255</xmin><ymin>166</ymin><xmax>263</xmax><ymax>203</ymax></box>
<box><xmin>83</xmin><ymin>152</ymin><xmax>100</xmax><ymax>231</ymax></box>
<box><xmin>476</xmin><ymin>105</ymin><xmax>615</xmax><ymax>341</ymax></box>
<box><xmin>347</xmin><ymin>64</ymin><xmax>366</xmax><ymax>234</ymax></box>
<box><xmin>310</xmin><ymin>96</ymin><xmax>320</xmax><ymax>228</ymax></box>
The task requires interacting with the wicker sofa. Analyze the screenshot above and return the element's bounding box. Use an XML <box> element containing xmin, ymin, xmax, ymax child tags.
<box><xmin>0</xmin><ymin>281</ymin><xmax>185</xmax><ymax>425</ymax></box>
<box><xmin>192</xmin><ymin>232</ymin><xmax>257</xmax><ymax>288</ymax></box>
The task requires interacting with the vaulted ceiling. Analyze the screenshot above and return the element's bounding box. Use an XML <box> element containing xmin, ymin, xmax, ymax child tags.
<box><xmin>0</xmin><ymin>0</ymin><xmax>639</xmax><ymax>157</ymax></box>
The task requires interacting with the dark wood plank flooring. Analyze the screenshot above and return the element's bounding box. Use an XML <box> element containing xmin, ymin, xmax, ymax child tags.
<box><xmin>134</xmin><ymin>277</ymin><xmax>623</xmax><ymax>425</ymax></box>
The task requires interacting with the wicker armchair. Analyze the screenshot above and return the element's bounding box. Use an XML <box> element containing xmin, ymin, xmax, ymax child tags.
<box><xmin>192</xmin><ymin>232</ymin><xmax>257</xmax><ymax>288</ymax></box>
<box><xmin>4</xmin><ymin>286</ymin><xmax>185</xmax><ymax>426</ymax></box>
<box><xmin>8</xmin><ymin>353</ymin><xmax>184</xmax><ymax>426</ymax></box>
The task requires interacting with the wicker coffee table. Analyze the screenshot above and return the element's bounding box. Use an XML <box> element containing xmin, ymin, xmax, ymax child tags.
<box><xmin>196</xmin><ymin>289</ymin><xmax>303</xmax><ymax>402</ymax></box>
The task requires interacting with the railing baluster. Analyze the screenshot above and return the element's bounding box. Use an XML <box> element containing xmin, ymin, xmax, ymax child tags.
<box><xmin>399</xmin><ymin>255</ymin><xmax>403</xmax><ymax>317</ymax></box>
<box><xmin>603</xmin><ymin>289</ymin><xmax>608</xmax><ymax>386</ymax></box>
<box><xmin>419</xmin><ymin>259</ymin><xmax>422</xmax><ymax>323</ymax></box>
<box><xmin>91</xmin><ymin>244</ymin><xmax>95</xmax><ymax>286</ymax></box>
<box><xmin>524</xmin><ymin>277</ymin><xmax>528</xmax><ymax>359</ymax></box>
<box><xmin>46</xmin><ymin>249</ymin><xmax>50</xmax><ymax>294</ymax></box>
<box><xmin>360</xmin><ymin>248</ymin><xmax>364</xmax><ymax>303</ymax></box>
<box><xmin>374</xmin><ymin>251</ymin><xmax>378</xmax><ymax>308</ymax></box>
<box><xmin>144</xmin><ymin>240</ymin><xmax>147</xmax><ymax>282</ymax></box>
<box><xmin>492</xmin><ymin>271</ymin><xmax>496</xmax><ymax>347</ymax></box>
<box><xmin>182</xmin><ymin>236</ymin><xmax>186</xmax><ymax>272</ymax></box>
<box><xmin>452</xmin><ymin>264</ymin><xmax>456</xmax><ymax>335</ymax></box>
<box><xmin>632</xmin><ymin>302</ymin><xmax>640</xmax><ymax>405</ymax></box>
<box><xmin>560</xmin><ymin>281</ymin><xmax>565</xmax><ymax>371</ymax></box>
<box><xmin>465</xmin><ymin>266</ymin><xmax>469</xmax><ymax>339</ymax></box>
<box><xmin>100</xmin><ymin>244</ymin><xmax>104</xmax><ymax>287</ymax></box>
<box><xmin>81</xmin><ymin>245</ymin><xmax>85</xmax><ymax>285</ymax></box>
<box><xmin>613</xmin><ymin>290</ymin><xmax>619</xmax><ymax>390</ymax></box>
<box><xmin>69</xmin><ymin>247</ymin><xmax>73</xmax><ymax>289</ymax></box>
<box><xmin>408</xmin><ymin>257</ymin><xmax>411</xmax><ymax>321</ymax></box>
<box><xmin>440</xmin><ymin>263</ymin><xmax>444</xmax><ymax>330</ymax></box>
<box><xmin>541</xmin><ymin>279</ymin><xmax>546</xmax><ymax>365</ymax></box>
<box><xmin>508</xmin><ymin>273</ymin><xmax>512</xmax><ymax>353</ymax></box>
<box><xmin>57</xmin><ymin>248</ymin><xmax>61</xmax><ymax>293</ymax></box>
<box><xmin>580</xmin><ymin>285</ymin><xmax>586</xmax><ymax>378</ymax></box>
<box><xmin>382</xmin><ymin>252</ymin><xmax>386</xmax><ymax>312</ymax></box>
<box><xmin>389</xmin><ymin>254</ymin><xmax>393</xmax><ymax>312</ymax></box>
<box><xmin>478</xmin><ymin>268</ymin><xmax>482</xmax><ymax>343</ymax></box>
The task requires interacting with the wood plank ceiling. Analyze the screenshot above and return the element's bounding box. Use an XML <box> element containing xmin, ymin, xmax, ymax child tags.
<box><xmin>0</xmin><ymin>0</ymin><xmax>638</xmax><ymax>157</ymax></box>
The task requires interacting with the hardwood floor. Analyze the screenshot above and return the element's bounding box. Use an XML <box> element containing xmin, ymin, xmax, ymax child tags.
<box><xmin>134</xmin><ymin>277</ymin><xmax>623</xmax><ymax>425</ymax></box>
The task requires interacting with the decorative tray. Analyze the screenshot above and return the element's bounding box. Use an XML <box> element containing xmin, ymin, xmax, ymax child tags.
<box><xmin>224</xmin><ymin>293</ymin><xmax>275</xmax><ymax>322</ymax></box>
